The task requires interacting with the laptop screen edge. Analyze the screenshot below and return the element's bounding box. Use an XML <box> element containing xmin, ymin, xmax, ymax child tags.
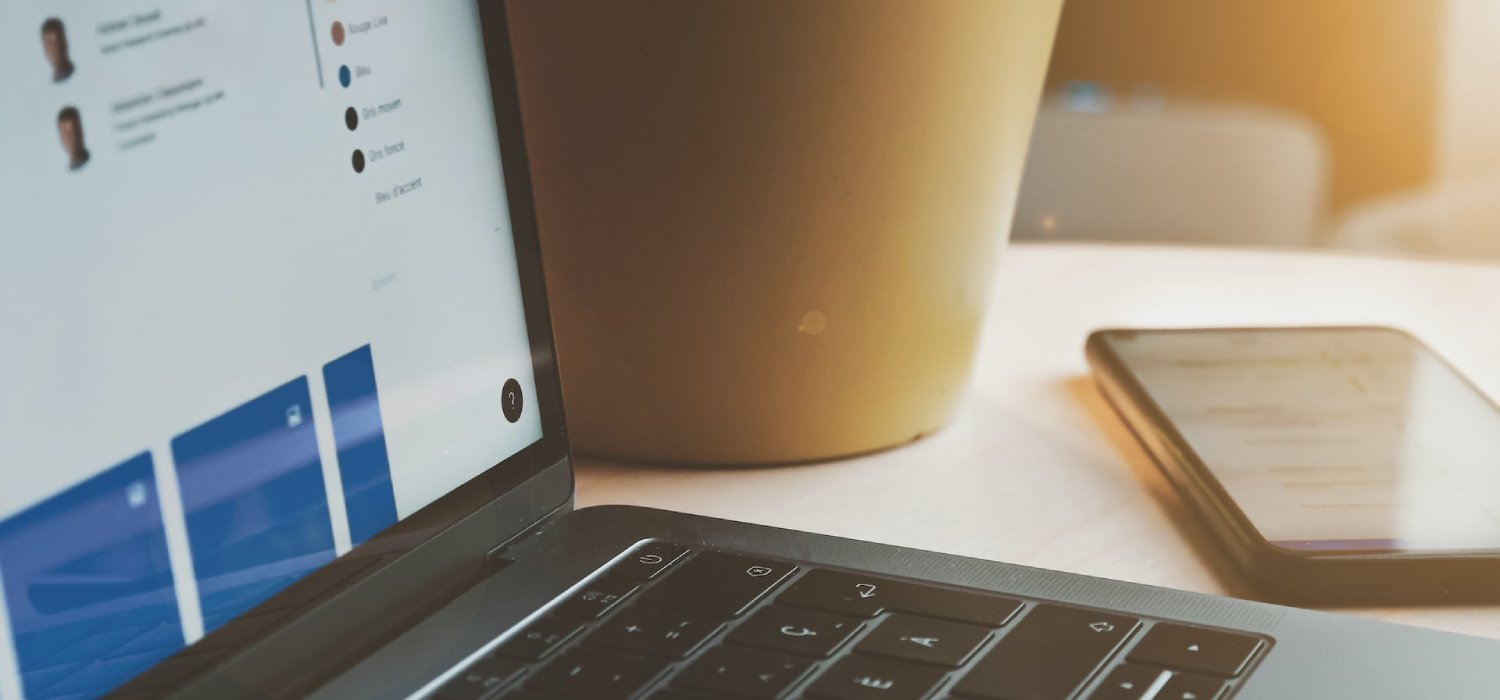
<box><xmin>103</xmin><ymin>1</ymin><xmax>575</xmax><ymax>695</ymax></box>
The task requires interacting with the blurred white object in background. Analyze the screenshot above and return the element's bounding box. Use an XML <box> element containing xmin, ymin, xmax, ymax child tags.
<box><xmin>1014</xmin><ymin>95</ymin><xmax>1329</xmax><ymax>247</ymax></box>
<box><xmin>1333</xmin><ymin>174</ymin><xmax>1500</xmax><ymax>258</ymax></box>
<box><xmin>1437</xmin><ymin>0</ymin><xmax>1500</xmax><ymax>184</ymax></box>
<box><xmin>1321</xmin><ymin>0</ymin><xmax>1500</xmax><ymax>259</ymax></box>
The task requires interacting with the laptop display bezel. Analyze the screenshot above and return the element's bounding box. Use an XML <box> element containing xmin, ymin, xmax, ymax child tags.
<box><xmin>298</xmin><ymin>0</ymin><xmax>574</xmax><ymax>587</ymax></box>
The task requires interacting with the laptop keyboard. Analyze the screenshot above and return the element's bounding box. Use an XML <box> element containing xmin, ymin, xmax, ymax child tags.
<box><xmin>427</xmin><ymin>543</ymin><xmax>1270</xmax><ymax>700</ymax></box>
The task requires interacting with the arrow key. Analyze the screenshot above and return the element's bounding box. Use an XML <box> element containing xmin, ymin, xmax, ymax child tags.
<box><xmin>855</xmin><ymin>613</ymin><xmax>991</xmax><ymax>668</ymax></box>
<box><xmin>1087</xmin><ymin>664</ymin><xmax>1168</xmax><ymax>699</ymax></box>
<box><xmin>1127</xmin><ymin>623</ymin><xmax>1264</xmax><ymax>677</ymax></box>
<box><xmin>1157</xmin><ymin>671</ymin><xmax>1228</xmax><ymax>700</ymax></box>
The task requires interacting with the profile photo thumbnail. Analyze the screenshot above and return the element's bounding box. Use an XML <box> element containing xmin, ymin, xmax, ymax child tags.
<box><xmin>57</xmin><ymin>107</ymin><xmax>90</xmax><ymax>172</ymax></box>
<box><xmin>41</xmin><ymin>18</ymin><xmax>76</xmax><ymax>83</ymax></box>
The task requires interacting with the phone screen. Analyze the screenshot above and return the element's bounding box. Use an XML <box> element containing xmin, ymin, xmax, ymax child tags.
<box><xmin>1100</xmin><ymin>327</ymin><xmax>1500</xmax><ymax>553</ymax></box>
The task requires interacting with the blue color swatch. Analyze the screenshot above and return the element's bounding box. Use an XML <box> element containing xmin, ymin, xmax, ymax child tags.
<box><xmin>323</xmin><ymin>344</ymin><xmax>398</xmax><ymax>545</ymax></box>
<box><xmin>0</xmin><ymin>452</ymin><xmax>181</xmax><ymax>700</ymax></box>
<box><xmin>171</xmin><ymin>377</ymin><xmax>335</xmax><ymax>631</ymax></box>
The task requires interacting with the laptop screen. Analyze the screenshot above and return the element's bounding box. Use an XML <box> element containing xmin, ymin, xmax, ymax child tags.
<box><xmin>0</xmin><ymin>2</ymin><xmax>542</xmax><ymax>697</ymax></box>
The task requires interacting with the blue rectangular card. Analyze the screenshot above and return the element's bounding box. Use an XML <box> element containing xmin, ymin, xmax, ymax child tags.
<box><xmin>0</xmin><ymin>452</ymin><xmax>181</xmax><ymax>699</ymax></box>
<box><xmin>171</xmin><ymin>377</ymin><xmax>335</xmax><ymax>631</ymax></box>
<box><xmin>323</xmin><ymin>344</ymin><xmax>398</xmax><ymax>545</ymax></box>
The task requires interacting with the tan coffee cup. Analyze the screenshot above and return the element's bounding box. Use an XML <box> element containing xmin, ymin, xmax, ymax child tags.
<box><xmin>509</xmin><ymin>0</ymin><xmax>1062</xmax><ymax>464</ymax></box>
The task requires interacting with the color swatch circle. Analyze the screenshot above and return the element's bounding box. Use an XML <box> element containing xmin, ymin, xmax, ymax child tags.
<box><xmin>331</xmin><ymin>21</ymin><xmax>345</xmax><ymax>46</ymax></box>
<box><xmin>345</xmin><ymin>107</ymin><xmax>358</xmax><ymax>131</ymax></box>
<box><xmin>351</xmin><ymin>149</ymin><xmax>365</xmax><ymax>173</ymax></box>
<box><xmin>338</xmin><ymin>65</ymin><xmax>351</xmax><ymax>88</ymax></box>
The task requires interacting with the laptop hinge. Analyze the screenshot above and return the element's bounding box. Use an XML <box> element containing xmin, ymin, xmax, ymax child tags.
<box><xmin>484</xmin><ymin>502</ymin><xmax>571</xmax><ymax>565</ymax></box>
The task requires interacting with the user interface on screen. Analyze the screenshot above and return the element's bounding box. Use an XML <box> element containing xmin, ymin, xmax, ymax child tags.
<box><xmin>0</xmin><ymin>2</ymin><xmax>543</xmax><ymax>698</ymax></box>
<box><xmin>1104</xmin><ymin>328</ymin><xmax>1500</xmax><ymax>554</ymax></box>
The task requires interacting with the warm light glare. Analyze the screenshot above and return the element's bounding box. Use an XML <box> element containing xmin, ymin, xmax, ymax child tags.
<box><xmin>1013</xmin><ymin>0</ymin><xmax>1500</xmax><ymax>261</ymax></box>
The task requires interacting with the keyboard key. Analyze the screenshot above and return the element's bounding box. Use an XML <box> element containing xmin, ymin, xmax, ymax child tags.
<box><xmin>1087</xmin><ymin>664</ymin><xmax>1169</xmax><ymax>699</ymax></box>
<box><xmin>495</xmin><ymin>617</ymin><xmax>584</xmax><ymax>661</ymax></box>
<box><xmin>779</xmin><ymin>570</ymin><xmax>1022</xmax><ymax>627</ymax></box>
<box><xmin>433</xmin><ymin>655</ymin><xmax>525</xmax><ymax>699</ymax></box>
<box><xmin>805</xmin><ymin>655</ymin><xmax>947</xmax><ymax>700</ymax></box>
<box><xmin>777</xmin><ymin>570</ymin><xmax>889</xmax><ymax>617</ymax></box>
<box><xmin>728</xmin><ymin>606</ymin><xmax>863</xmax><ymax>657</ymax></box>
<box><xmin>1157</xmin><ymin>672</ymin><xmax>1228</xmax><ymax>700</ymax></box>
<box><xmin>674</xmin><ymin>645</ymin><xmax>813</xmax><ymax>699</ymax></box>
<box><xmin>527</xmin><ymin>649</ymin><xmax>666</xmax><ymax>699</ymax></box>
<box><xmin>1127</xmin><ymin>624</ymin><xmax>1263</xmax><ymax>677</ymax></box>
<box><xmin>553</xmin><ymin>578</ymin><xmax>639</xmax><ymax>619</ymax></box>
<box><xmin>611</xmin><ymin>543</ymin><xmax>691</xmax><ymax>581</ymax></box>
<box><xmin>856</xmin><ymin>613</ymin><xmax>991</xmax><ymax>668</ymax></box>
<box><xmin>884</xmin><ymin>585</ymin><xmax>1021</xmax><ymax>628</ymax></box>
<box><xmin>952</xmin><ymin>604</ymin><xmax>1139</xmax><ymax>700</ymax></box>
<box><xmin>586</xmin><ymin>606</ymin><xmax>723</xmax><ymax>659</ymax></box>
<box><xmin>641</xmin><ymin>551</ymin><xmax>796</xmax><ymax>618</ymax></box>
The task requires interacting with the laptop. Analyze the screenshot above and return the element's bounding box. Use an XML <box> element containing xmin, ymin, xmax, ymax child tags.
<box><xmin>3</xmin><ymin>2</ymin><xmax>1498</xmax><ymax>699</ymax></box>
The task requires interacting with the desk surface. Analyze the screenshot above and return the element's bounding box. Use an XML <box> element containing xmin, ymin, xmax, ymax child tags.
<box><xmin>575</xmin><ymin>241</ymin><xmax>1500</xmax><ymax>640</ymax></box>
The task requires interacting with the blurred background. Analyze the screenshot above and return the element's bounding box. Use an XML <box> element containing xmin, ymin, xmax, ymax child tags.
<box><xmin>1013</xmin><ymin>0</ymin><xmax>1500</xmax><ymax>260</ymax></box>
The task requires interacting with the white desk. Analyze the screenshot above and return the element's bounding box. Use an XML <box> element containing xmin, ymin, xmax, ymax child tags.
<box><xmin>576</xmin><ymin>241</ymin><xmax>1500</xmax><ymax>640</ymax></box>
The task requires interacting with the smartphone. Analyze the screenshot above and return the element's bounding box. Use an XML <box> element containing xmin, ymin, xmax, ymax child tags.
<box><xmin>1087</xmin><ymin>326</ymin><xmax>1500</xmax><ymax>604</ymax></box>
